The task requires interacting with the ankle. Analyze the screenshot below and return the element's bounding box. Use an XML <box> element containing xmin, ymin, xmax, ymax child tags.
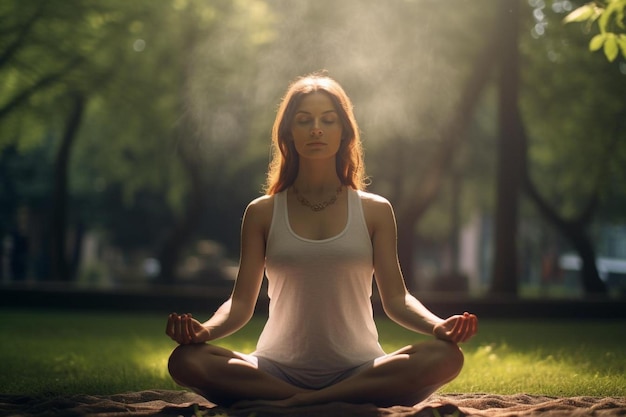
<box><xmin>290</xmin><ymin>392</ymin><xmax>315</xmax><ymax>407</ymax></box>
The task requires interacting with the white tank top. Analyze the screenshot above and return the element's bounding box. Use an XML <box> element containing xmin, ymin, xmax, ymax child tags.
<box><xmin>253</xmin><ymin>187</ymin><xmax>385</xmax><ymax>374</ymax></box>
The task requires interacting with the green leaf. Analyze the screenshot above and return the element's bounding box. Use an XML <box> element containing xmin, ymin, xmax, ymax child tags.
<box><xmin>618</xmin><ymin>34</ymin><xmax>626</xmax><ymax>57</ymax></box>
<box><xmin>599</xmin><ymin>1</ymin><xmax>626</xmax><ymax>31</ymax></box>
<box><xmin>604</xmin><ymin>34</ymin><xmax>619</xmax><ymax>61</ymax></box>
<box><xmin>598</xmin><ymin>5</ymin><xmax>613</xmax><ymax>32</ymax></box>
<box><xmin>618</xmin><ymin>4</ymin><xmax>626</xmax><ymax>30</ymax></box>
<box><xmin>589</xmin><ymin>33</ymin><xmax>607</xmax><ymax>51</ymax></box>
<box><xmin>563</xmin><ymin>4</ymin><xmax>597</xmax><ymax>23</ymax></box>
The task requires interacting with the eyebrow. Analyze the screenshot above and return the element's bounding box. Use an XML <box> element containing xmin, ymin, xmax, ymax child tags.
<box><xmin>295</xmin><ymin>110</ymin><xmax>338</xmax><ymax>115</ymax></box>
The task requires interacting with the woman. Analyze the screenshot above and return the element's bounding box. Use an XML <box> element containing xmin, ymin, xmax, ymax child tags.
<box><xmin>166</xmin><ymin>73</ymin><xmax>478</xmax><ymax>408</ymax></box>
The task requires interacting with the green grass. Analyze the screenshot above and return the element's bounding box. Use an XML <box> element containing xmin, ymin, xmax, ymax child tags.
<box><xmin>378</xmin><ymin>318</ymin><xmax>626</xmax><ymax>397</ymax></box>
<box><xmin>1</xmin><ymin>309</ymin><xmax>624</xmax><ymax>397</ymax></box>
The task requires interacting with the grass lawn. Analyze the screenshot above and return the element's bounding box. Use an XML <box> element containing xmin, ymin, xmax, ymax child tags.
<box><xmin>0</xmin><ymin>309</ymin><xmax>624</xmax><ymax>397</ymax></box>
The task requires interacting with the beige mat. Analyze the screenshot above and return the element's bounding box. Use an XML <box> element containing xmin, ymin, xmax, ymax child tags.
<box><xmin>1</xmin><ymin>390</ymin><xmax>625</xmax><ymax>416</ymax></box>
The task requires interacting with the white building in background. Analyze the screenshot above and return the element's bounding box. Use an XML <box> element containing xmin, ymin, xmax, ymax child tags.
<box><xmin>459</xmin><ymin>214</ymin><xmax>491</xmax><ymax>293</ymax></box>
<box><xmin>420</xmin><ymin>213</ymin><xmax>626</xmax><ymax>295</ymax></box>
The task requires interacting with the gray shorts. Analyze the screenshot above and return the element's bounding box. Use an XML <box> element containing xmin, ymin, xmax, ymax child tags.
<box><xmin>237</xmin><ymin>352</ymin><xmax>380</xmax><ymax>390</ymax></box>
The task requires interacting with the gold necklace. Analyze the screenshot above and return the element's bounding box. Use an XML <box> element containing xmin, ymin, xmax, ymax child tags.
<box><xmin>292</xmin><ymin>185</ymin><xmax>343</xmax><ymax>212</ymax></box>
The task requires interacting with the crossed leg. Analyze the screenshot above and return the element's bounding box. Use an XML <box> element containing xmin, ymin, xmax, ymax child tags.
<box><xmin>168</xmin><ymin>344</ymin><xmax>309</xmax><ymax>406</ymax></box>
<box><xmin>167</xmin><ymin>339</ymin><xmax>464</xmax><ymax>408</ymax></box>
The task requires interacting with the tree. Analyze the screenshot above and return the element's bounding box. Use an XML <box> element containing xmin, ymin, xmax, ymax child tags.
<box><xmin>392</xmin><ymin>30</ymin><xmax>500</xmax><ymax>289</ymax></box>
<box><xmin>152</xmin><ymin>0</ymin><xmax>274</xmax><ymax>282</ymax></box>
<box><xmin>2</xmin><ymin>0</ymin><xmax>276</xmax><ymax>283</ymax></box>
<box><xmin>518</xmin><ymin>0</ymin><xmax>626</xmax><ymax>294</ymax></box>
<box><xmin>490</xmin><ymin>0</ymin><xmax>524</xmax><ymax>295</ymax></box>
<box><xmin>0</xmin><ymin>0</ymin><xmax>144</xmax><ymax>280</ymax></box>
<box><xmin>564</xmin><ymin>0</ymin><xmax>626</xmax><ymax>61</ymax></box>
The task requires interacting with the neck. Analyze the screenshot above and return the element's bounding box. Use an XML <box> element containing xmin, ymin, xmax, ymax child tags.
<box><xmin>293</xmin><ymin>159</ymin><xmax>341</xmax><ymax>193</ymax></box>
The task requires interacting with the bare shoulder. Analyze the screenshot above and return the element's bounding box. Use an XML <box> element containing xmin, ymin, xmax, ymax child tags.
<box><xmin>357</xmin><ymin>190</ymin><xmax>396</xmax><ymax>237</ymax></box>
<box><xmin>244</xmin><ymin>194</ymin><xmax>274</xmax><ymax>225</ymax></box>
<box><xmin>358</xmin><ymin>190</ymin><xmax>394</xmax><ymax>214</ymax></box>
<box><xmin>247</xmin><ymin>194</ymin><xmax>274</xmax><ymax>212</ymax></box>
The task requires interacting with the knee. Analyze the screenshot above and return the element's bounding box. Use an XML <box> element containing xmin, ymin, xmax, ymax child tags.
<box><xmin>167</xmin><ymin>344</ymin><xmax>200</xmax><ymax>383</ymax></box>
<box><xmin>393</xmin><ymin>340</ymin><xmax>465</xmax><ymax>403</ymax></box>
<box><xmin>404</xmin><ymin>339</ymin><xmax>464</xmax><ymax>381</ymax></box>
<box><xmin>431</xmin><ymin>339</ymin><xmax>464</xmax><ymax>379</ymax></box>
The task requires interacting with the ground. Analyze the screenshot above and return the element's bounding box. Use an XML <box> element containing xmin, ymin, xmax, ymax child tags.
<box><xmin>1</xmin><ymin>390</ymin><xmax>626</xmax><ymax>417</ymax></box>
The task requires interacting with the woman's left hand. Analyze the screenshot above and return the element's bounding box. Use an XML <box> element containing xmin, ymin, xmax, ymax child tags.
<box><xmin>433</xmin><ymin>312</ymin><xmax>478</xmax><ymax>344</ymax></box>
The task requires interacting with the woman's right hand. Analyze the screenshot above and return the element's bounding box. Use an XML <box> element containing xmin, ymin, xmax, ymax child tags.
<box><xmin>165</xmin><ymin>313</ymin><xmax>211</xmax><ymax>345</ymax></box>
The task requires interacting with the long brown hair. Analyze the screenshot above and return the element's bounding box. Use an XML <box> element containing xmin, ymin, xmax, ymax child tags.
<box><xmin>264</xmin><ymin>73</ymin><xmax>366</xmax><ymax>195</ymax></box>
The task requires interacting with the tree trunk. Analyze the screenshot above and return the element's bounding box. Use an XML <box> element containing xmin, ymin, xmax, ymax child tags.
<box><xmin>518</xmin><ymin>109</ymin><xmax>608</xmax><ymax>295</ymax></box>
<box><xmin>50</xmin><ymin>93</ymin><xmax>85</xmax><ymax>281</ymax></box>
<box><xmin>69</xmin><ymin>221</ymin><xmax>84</xmax><ymax>281</ymax></box>
<box><xmin>395</xmin><ymin>19</ymin><xmax>500</xmax><ymax>289</ymax></box>
<box><xmin>522</xmin><ymin>159</ymin><xmax>606</xmax><ymax>294</ymax></box>
<box><xmin>156</xmin><ymin>149</ymin><xmax>207</xmax><ymax>284</ymax></box>
<box><xmin>524</xmin><ymin>177</ymin><xmax>606</xmax><ymax>294</ymax></box>
<box><xmin>490</xmin><ymin>0</ymin><xmax>523</xmax><ymax>295</ymax></box>
<box><xmin>568</xmin><ymin>226</ymin><xmax>606</xmax><ymax>294</ymax></box>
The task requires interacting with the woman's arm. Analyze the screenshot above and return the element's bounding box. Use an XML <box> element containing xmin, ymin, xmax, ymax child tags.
<box><xmin>166</xmin><ymin>196</ymin><xmax>271</xmax><ymax>344</ymax></box>
<box><xmin>365</xmin><ymin>195</ymin><xmax>477</xmax><ymax>343</ymax></box>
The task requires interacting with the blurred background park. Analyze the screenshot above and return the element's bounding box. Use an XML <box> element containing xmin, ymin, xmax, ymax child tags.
<box><xmin>1</xmin><ymin>0</ymin><xmax>626</xmax><ymax>305</ymax></box>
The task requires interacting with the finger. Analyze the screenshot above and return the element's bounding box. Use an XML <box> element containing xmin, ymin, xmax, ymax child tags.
<box><xmin>186</xmin><ymin>315</ymin><xmax>195</xmax><ymax>342</ymax></box>
<box><xmin>459</xmin><ymin>315</ymin><xmax>471</xmax><ymax>342</ymax></box>
<box><xmin>184</xmin><ymin>314</ymin><xmax>195</xmax><ymax>343</ymax></box>
<box><xmin>175</xmin><ymin>315</ymin><xmax>185</xmax><ymax>343</ymax></box>
<box><xmin>470</xmin><ymin>314</ymin><xmax>478</xmax><ymax>338</ymax></box>
<box><xmin>449</xmin><ymin>316</ymin><xmax>463</xmax><ymax>343</ymax></box>
<box><xmin>460</xmin><ymin>315</ymin><xmax>477</xmax><ymax>343</ymax></box>
<box><xmin>180</xmin><ymin>314</ymin><xmax>191</xmax><ymax>343</ymax></box>
<box><xmin>187</xmin><ymin>314</ymin><xmax>196</xmax><ymax>341</ymax></box>
<box><xmin>460</xmin><ymin>312</ymin><xmax>472</xmax><ymax>340</ymax></box>
<box><xmin>166</xmin><ymin>313</ymin><xmax>178</xmax><ymax>338</ymax></box>
<box><xmin>449</xmin><ymin>316</ymin><xmax>463</xmax><ymax>337</ymax></box>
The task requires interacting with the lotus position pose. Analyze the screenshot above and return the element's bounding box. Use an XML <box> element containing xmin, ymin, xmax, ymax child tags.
<box><xmin>166</xmin><ymin>73</ymin><xmax>478</xmax><ymax>408</ymax></box>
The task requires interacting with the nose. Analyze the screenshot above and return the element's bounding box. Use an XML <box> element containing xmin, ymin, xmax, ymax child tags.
<box><xmin>310</xmin><ymin>127</ymin><xmax>323</xmax><ymax>137</ymax></box>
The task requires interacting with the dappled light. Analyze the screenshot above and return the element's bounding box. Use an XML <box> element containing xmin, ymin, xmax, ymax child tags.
<box><xmin>449</xmin><ymin>343</ymin><xmax>624</xmax><ymax>396</ymax></box>
<box><xmin>1</xmin><ymin>0</ymin><xmax>625</xmax><ymax>311</ymax></box>
<box><xmin>132</xmin><ymin>39</ymin><xmax>146</xmax><ymax>52</ymax></box>
<box><xmin>1</xmin><ymin>312</ymin><xmax>624</xmax><ymax>397</ymax></box>
<box><xmin>376</xmin><ymin>317</ymin><xmax>626</xmax><ymax>396</ymax></box>
<box><xmin>131</xmin><ymin>344</ymin><xmax>172</xmax><ymax>382</ymax></box>
<box><xmin>1</xmin><ymin>3</ymin><xmax>625</xmax><ymax>415</ymax></box>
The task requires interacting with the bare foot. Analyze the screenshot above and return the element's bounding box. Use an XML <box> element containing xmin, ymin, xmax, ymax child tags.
<box><xmin>232</xmin><ymin>396</ymin><xmax>301</xmax><ymax>409</ymax></box>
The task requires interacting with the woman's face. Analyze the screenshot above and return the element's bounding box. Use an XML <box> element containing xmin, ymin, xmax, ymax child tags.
<box><xmin>290</xmin><ymin>92</ymin><xmax>343</xmax><ymax>161</ymax></box>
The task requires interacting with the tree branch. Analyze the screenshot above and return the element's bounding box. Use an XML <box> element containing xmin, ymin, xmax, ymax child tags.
<box><xmin>521</xmin><ymin>110</ymin><xmax>622</xmax><ymax>231</ymax></box>
<box><xmin>0</xmin><ymin>56</ymin><xmax>84</xmax><ymax>121</ymax></box>
<box><xmin>578</xmin><ymin>113</ymin><xmax>623</xmax><ymax>226</ymax></box>
<box><xmin>398</xmin><ymin>24</ymin><xmax>500</xmax><ymax>224</ymax></box>
<box><xmin>0</xmin><ymin>3</ymin><xmax>45</xmax><ymax>68</ymax></box>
